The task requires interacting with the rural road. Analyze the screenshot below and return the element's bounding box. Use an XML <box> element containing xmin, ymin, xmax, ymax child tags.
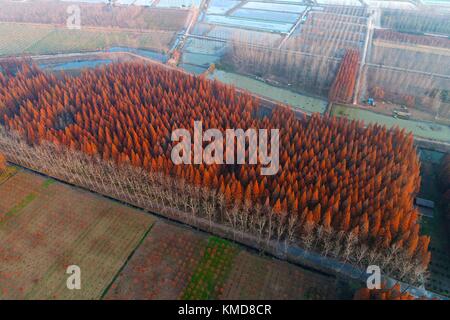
<box><xmin>353</xmin><ymin>10</ymin><xmax>374</xmax><ymax>104</ymax></box>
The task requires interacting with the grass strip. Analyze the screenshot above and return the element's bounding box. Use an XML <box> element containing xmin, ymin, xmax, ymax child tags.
<box><xmin>99</xmin><ymin>222</ymin><xmax>155</xmax><ymax>300</ymax></box>
<box><xmin>0</xmin><ymin>193</ymin><xmax>37</xmax><ymax>227</ymax></box>
<box><xmin>182</xmin><ymin>236</ymin><xmax>238</xmax><ymax>300</ymax></box>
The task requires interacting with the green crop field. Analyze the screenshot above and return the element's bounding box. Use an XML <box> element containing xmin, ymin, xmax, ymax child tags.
<box><xmin>106</xmin><ymin>222</ymin><xmax>340</xmax><ymax>300</ymax></box>
<box><xmin>0</xmin><ymin>23</ymin><xmax>175</xmax><ymax>56</ymax></box>
<box><xmin>26</xmin><ymin>28</ymin><xmax>175</xmax><ymax>55</ymax></box>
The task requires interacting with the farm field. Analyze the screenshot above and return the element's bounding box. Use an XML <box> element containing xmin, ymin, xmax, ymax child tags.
<box><xmin>217</xmin><ymin>5</ymin><xmax>367</xmax><ymax>98</ymax></box>
<box><xmin>208</xmin><ymin>69</ymin><xmax>328</xmax><ymax>114</ymax></box>
<box><xmin>232</xmin><ymin>9</ymin><xmax>300</xmax><ymax>23</ymax></box>
<box><xmin>203</xmin><ymin>15</ymin><xmax>293</xmax><ymax>33</ymax></box>
<box><xmin>0</xmin><ymin>167</ymin><xmax>344</xmax><ymax>300</ymax></box>
<box><xmin>38</xmin><ymin>59</ymin><xmax>113</xmax><ymax>72</ymax></box>
<box><xmin>380</xmin><ymin>9</ymin><xmax>450</xmax><ymax>36</ymax></box>
<box><xmin>0</xmin><ymin>23</ymin><xmax>54</xmax><ymax>56</ymax></box>
<box><xmin>0</xmin><ymin>23</ymin><xmax>176</xmax><ymax>56</ymax></box>
<box><xmin>199</xmin><ymin>0</ymin><xmax>306</xmax><ymax>36</ymax></box>
<box><xmin>31</xmin><ymin>28</ymin><xmax>175</xmax><ymax>54</ymax></box>
<box><xmin>331</xmin><ymin>104</ymin><xmax>450</xmax><ymax>143</ymax></box>
<box><xmin>105</xmin><ymin>222</ymin><xmax>339</xmax><ymax>300</ymax></box>
<box><xmin>181</xmin><ymin>0</ymin><xmax>307</xmax><ymax>77</ymax></box>
<box><xmin>363</xmin><ymin>29</ymin><xmax>450</xmax><ymax>119</ymax></box>
<box><xmin>417</xmin><ymin>150</ymin><xmax>450</xmax><ymax>297</ymax></box>
<box><xmin>0</xmin><ymin>168</ymin><xmax>155</xmax><ymax>299</ymax></box>
<box><xmin>0</xmin><ymin>0</ymin><xmax>190</xmax><ymax>31</ymax></box>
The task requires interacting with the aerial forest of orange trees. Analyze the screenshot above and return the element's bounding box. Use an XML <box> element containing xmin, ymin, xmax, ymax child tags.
<box><xmin>329</xmin><ymin>49</ymin><xmax>360</xmax><ymax>104</ymax></box>
<box><xmin>354</xmin><ymin>283</ymin><xmax>425</xmax><ymax>300</ymax></box>
<box><xmin>0</xmin><ymin>60</ymin><xmax>430</xmax><ymax>279</ymax></box>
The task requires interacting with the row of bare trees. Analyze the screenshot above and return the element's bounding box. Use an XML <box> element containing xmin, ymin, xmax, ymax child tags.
<box><xmin>0</xmin><ymin>1</ymin><xmax>189</xmax><ymax>31</ymax></box>
<box><xmin>224</xmin><ymin>43</ymin><xmax>340</xmax><ymax>96</ymax></box>
<box><xmin>381</xmin><ymin>9</ymin><xmax>450</xmax><ymax>36</ymax></box>
<box><xmin>360</xmin><ymin>65</ymin><xmax>450</xmax><ymax>118</ymax></box>
<box><xmin>0</xmin><ymin>127</ymin><xmax>428</xmax><ymax>286</ymax></box>
<box><xmin>0</xmin><ymin>151</ymin><xmax>5</xmax><ymax>173</ymax></box>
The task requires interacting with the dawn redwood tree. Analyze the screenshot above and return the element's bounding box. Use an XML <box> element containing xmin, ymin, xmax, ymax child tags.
<box><xmin>0</xmin><ymin>152</ymin><xmax>6</xmax><ymax>172</ymax></box>
<box><xmin>0</xmin><ymin>60</ymin><xmax>431</xmax><ymax>278</ymax></box>
<box><xmin>329</xmin><ymin>49</ymin><xmax>360</xmax><ymax>103</ymax></box>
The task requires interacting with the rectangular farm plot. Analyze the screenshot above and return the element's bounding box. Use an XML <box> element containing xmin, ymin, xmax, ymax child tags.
<box><xmin>0</xmin><ymin>171</ymin><xmax>154</xmax><ymax>299</ymax></box>
<box><xmin>25</xmin><ymin>28</ymin><xmax>175</xmax><ymax>55</ymax></box>
<box><xmin>206</xmin><ymin>0</ymin><xmax>240</xmax><ymax>14</ymax></box>
<box><xmin>106</xmin><ymin>220</ymin><xmax>337</xmax><ymax>300</ymax></box>
<box><xmin>219</xmin><ymin>251</ymin><xmax>337</xmax><ymax>299</ymax></box>
<box><xmin>203</xmin><ymin>15</ymin><xmax>293</xmax><ymax>33</ymax></box>
<box><xmin>0</xmin><ymin>166</ymin><xmax>18</xmax><ymax>186</ymax></box>
<box><xmin>0</xmin><ymin>23</ymin><xmax>54</xmax><ymax>56</ymax></box>
<box><xmin>242</xmin><ymin>2</ymin><xmax>307</xmax><ymax>13</ymax></box>
<box><xmin>105</xmin><ymin>222</ymin><xmax>209</xmax><ymax>299</ymax></box>
<box><xmin>0</xmin><ymin>170</ymin><xmax>45</xmax><ymax>216</ymax></box>
<box><xmin>232</xmin><ymin>9</ymin><xmax>300</xmax><ymax>24</ymax></box>
<box><xmin>206</xmin><ymin>26</ymin><xmax>282</xmax><ymax>45</ymax></box>
<box><xmin>315</xmin><ymin>0</ymin><xmax>362</xmax><ymax>6</ymax></box>
<box><xmin>181</xmin><ymin>236</ymin><xmax>239</xmax><ymax>300</ymax></box>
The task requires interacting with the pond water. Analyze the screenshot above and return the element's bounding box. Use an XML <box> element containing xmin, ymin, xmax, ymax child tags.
<box><xmin>207</xmin><ymin>0</ymin><xmax>240</xmax><ymax>14</ymax></box>
<box><xmin>182</xmin><ymin>52</ymin><xmax>220</xmax><ymax>66</ymax></box>
<box><xmin>181</xmin><ymin>38</ymin><xmax>224</xmax><ymax>74</ymax></box>
<box><xmin>37</xmin><ymin>46</ymin><xmax>167</xmax><ymax>71</ymax></box>
<box><xmin>331</xmin><ymin>105</ymin><xmax>450</xmax><ymax>143</ymax></box>
<box><xmin>418</xmin><ymin>148</ymin><xmax>446</xmax><ymax>164</ymax></box>
<box><xmin>206</xmin><ymin>26</ymin><xmax>282</xmax><ymax>45</ymax></box>
<box><xmin>209</xmin><ymin>70</ymin><xmax>328</xmax><ymax>114</ymax></box>
<box><xmin>242</xmin><ymin>2</ymin><xmax>307</xmax><ymax>13</ymax></box>
<box><xmin>179</xmin><ymin>63</ymin><xmax>207</xmax><ymax>75</ymax></box>
<box><xmin>184</xmin><ymin>38</ymin><xmax>227</xmax><ymax>55</ymax></box>
<box><xmin>39</xmin><ymin>59</ymin><xmax>112</xmax><ymax>71</ymax></box>
<box><xmin>232</xmin><ymin>9</ymin><xmax>300</xmax><ymax>23</ymax></box>
<box><xmin>203</xmin><ymin>14</ymin><xmax>293</xmax><ymax>33</ymax></box>
<box><xmin>108</xmin><ymin>47</ymin><xmax>167</xmax><ymax>62</ymax></box>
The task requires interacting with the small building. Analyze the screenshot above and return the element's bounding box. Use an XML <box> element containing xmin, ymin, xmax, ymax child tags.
<box><xmin>415</xmin><ymin>197</ymin><xmax>435</xmax><ymax>218</ymax></box>
<box><xmin>415</xmin><ymin>197</ymin><xmax>435</xmax><ymax>209</ymax></box>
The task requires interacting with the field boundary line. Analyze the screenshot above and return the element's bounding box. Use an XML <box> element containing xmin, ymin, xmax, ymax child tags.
<box><xmin>0</xmin><ymin>192</ymin><xmax>37</xmax><ymax>227</ymax></box>
<box><xmin>0</xmin><ymin>21</ymin><xmax>179</xmax><ymax>35</ymax></box>
<box><xmin>22</xmin><ymin>28</ymin><xmax>57</xmax><ymax>55</ymax></box>
<box><xmin>0</xmin><ymin>165</ymin><xmax>20</xmax><ymax>186</ymax></box>
<box><xmin>99</xmin><ymin>222</ymin><xmax>156</xmax><ymax>300</ymax></box>
<box><xmin>182</xmin><ymin>236</ymin><xmax>239</xmax><ymax>300</ymax></box>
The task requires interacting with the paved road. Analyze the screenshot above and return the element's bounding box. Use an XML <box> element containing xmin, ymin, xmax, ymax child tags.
<box><xmin>353</xmin><ymin>9</ymin><xmax>374</xmax><ymax>104</ymax></box>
